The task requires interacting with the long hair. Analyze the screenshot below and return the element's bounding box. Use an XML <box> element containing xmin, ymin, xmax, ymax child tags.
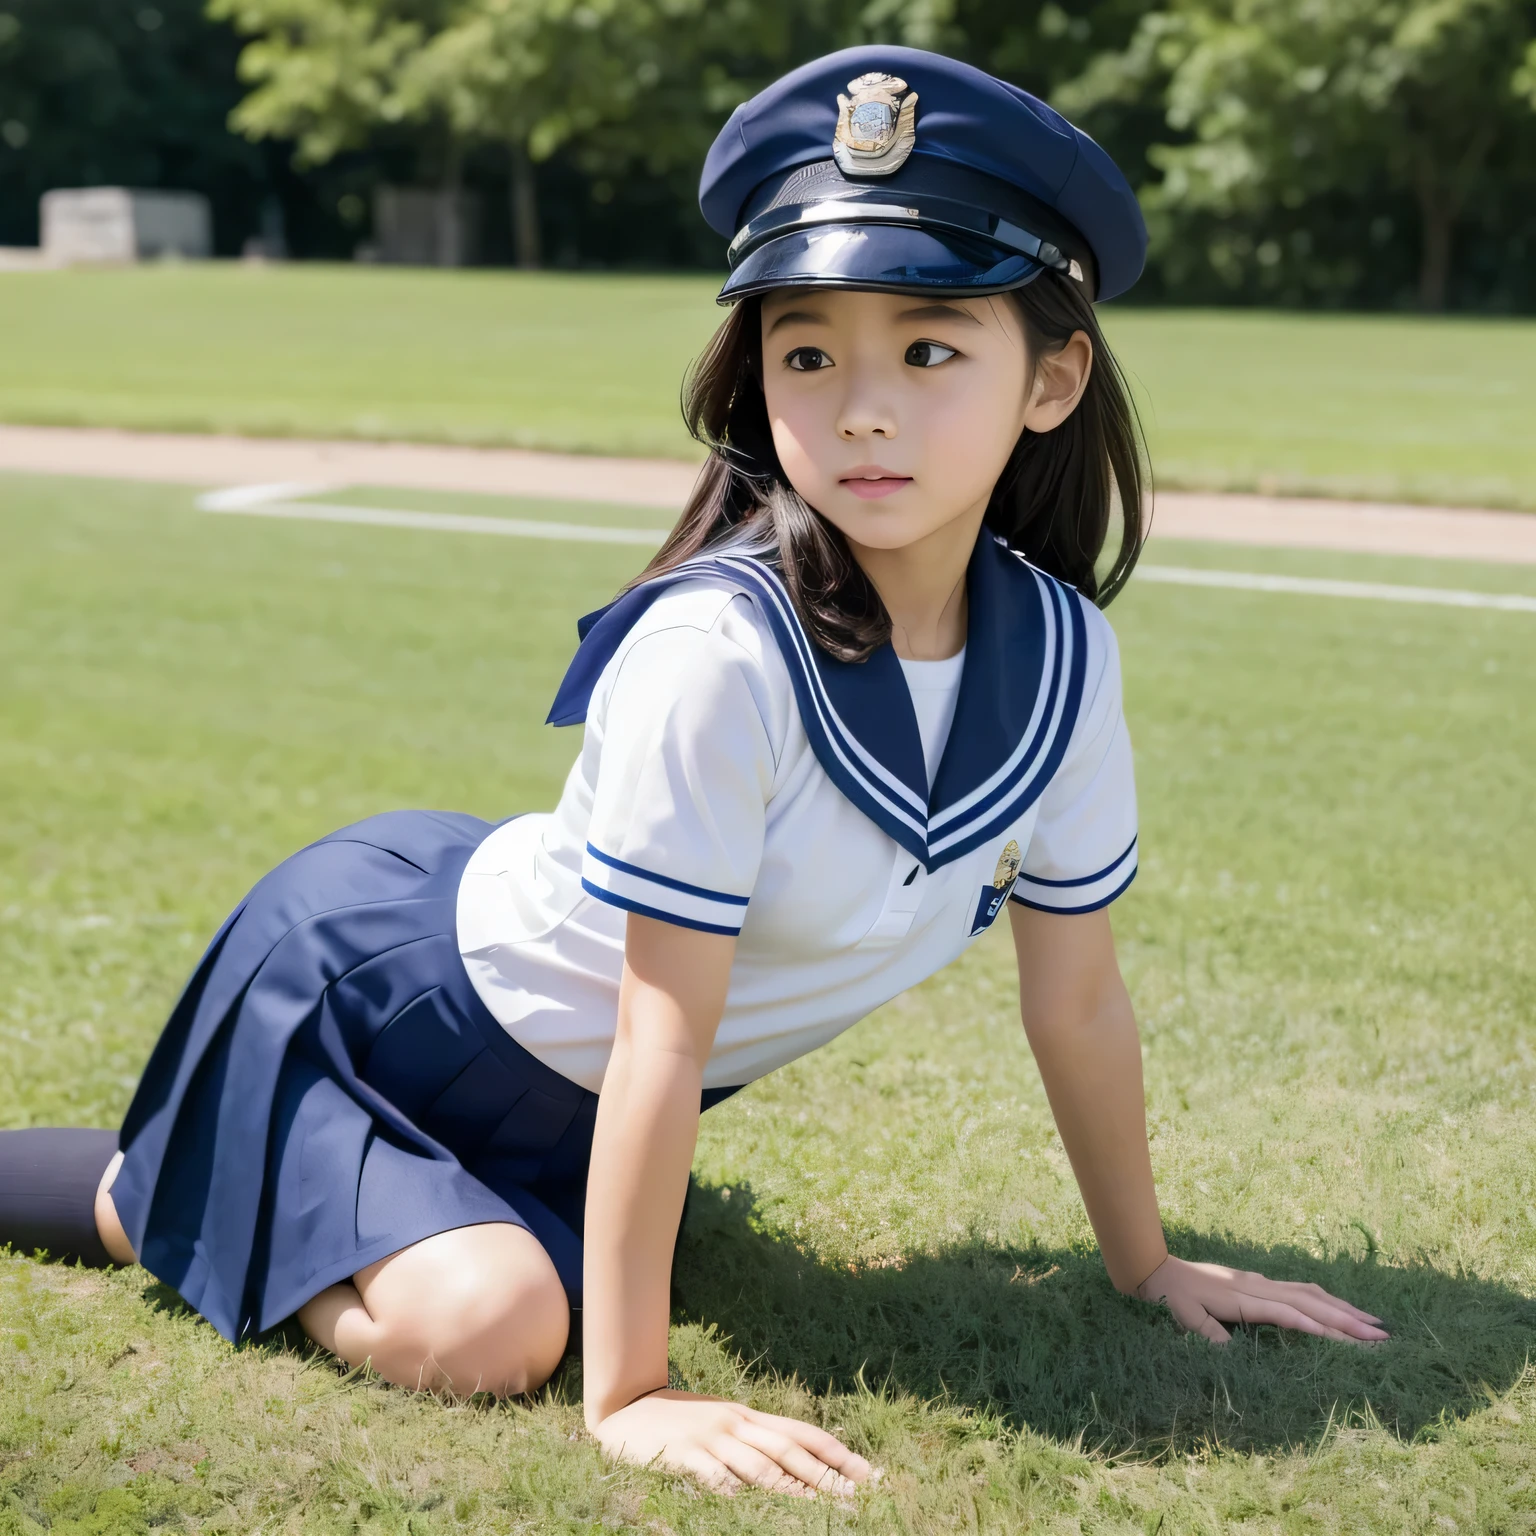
<box><xmin>629</xmin><ymin>272</ymin><xmax>1150</xmax><ymax>663</ymax></box>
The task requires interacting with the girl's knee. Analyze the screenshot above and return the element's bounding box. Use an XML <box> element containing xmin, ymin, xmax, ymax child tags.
<box><xmin>373</xmin><ymin>1278</ymin><xmax>567</xmax><ymax>1396</ymax></box>
<box><xmin>427</xmin><ymin>1264</ymin><xmax>569</xmax><ymax>1395</ymax></box>
<box><xmin>352</xmin><ymin>1226</ymin><xmax>570</xmax><ymax>1396</ymax></box>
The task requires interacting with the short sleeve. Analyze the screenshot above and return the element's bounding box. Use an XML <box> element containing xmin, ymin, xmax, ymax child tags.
<box><xmin>1010</xmin><ymin>606</ymin><xmax>1138</xmax><ymax>914</ymax></box>
<box><xmin>580</xmin><ymin>612</ymin><xmax>776</xmax><ymax>936</ymax></box>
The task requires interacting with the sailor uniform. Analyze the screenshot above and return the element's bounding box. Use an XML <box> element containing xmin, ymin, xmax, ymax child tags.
<box><xmin>461</xmin><ymin>533</ymin><xmax>1136</xmax><ymax>1095</ymax></box>
<box><xmin>97</xmin><ymin>44</ymin><xmax>1147</xmax><ymax>1343</ymax></box>
<box><xmin>108</xmin><ymin>533</ymin><xmax>1135</xmax><ymax>1341</ymax></box>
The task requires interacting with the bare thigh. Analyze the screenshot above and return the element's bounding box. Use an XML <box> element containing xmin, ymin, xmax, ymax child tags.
<box><xmin>98</xmin><ymin>1156</ymin><xmax>568</xmax><ymax>1397</ymax></box>
<box><xmin>298</xmin><ymin>1222</ymin><xmax>570</xmax><ymax>1397</ymax></box>
<box><xmin>95</xmin><ymin>1151</ymin><xmax>136</xmax><ymax>1266</ymax></box>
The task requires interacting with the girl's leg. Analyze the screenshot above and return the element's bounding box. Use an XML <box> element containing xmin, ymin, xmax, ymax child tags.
<box><xmin>95</xmin><ymin>1150</ymin><xmax>136</xmax><ymax>1265</ymax></box>
<box><xmin>0</xmin><ymin>1127</ymin><xmax>120</xmax><ymax>1267</ymax></box>
<box><xmin>97</xmin><ymin>1160</ymin><xmax>567</xmax><ymax>1397</ymax></box>
<box><xmin>297</xmin><ymin>1223</ymin><xmax>570</xmax><ymax>1397</ymax></box>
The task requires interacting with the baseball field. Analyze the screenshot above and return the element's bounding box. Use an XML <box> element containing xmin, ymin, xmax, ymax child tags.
<box><xmin>2</xmin><ymin>267</ymin><xmax>1535</xmax><ymax>1533</ymax></box>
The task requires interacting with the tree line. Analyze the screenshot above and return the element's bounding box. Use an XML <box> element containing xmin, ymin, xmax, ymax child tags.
<box><xmin>2</xmin><ymin>0</ymin><xmax>1535</xmax><ymax>309</ymax></box>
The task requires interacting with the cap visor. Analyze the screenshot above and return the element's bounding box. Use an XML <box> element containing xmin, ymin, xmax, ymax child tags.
<box><xmin>718</xmin><ymin>223</ymin><xmax>1043</xmax><ymax>303</ymax></box>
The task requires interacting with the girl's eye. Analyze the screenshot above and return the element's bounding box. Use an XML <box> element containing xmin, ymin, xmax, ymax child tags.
<box><xmin>905</xmin><ymin>340</ymin><xmax>957</xmax><ymax>368</ymax></box>
<box><xmin>786</xmin><ymin>347</ymin><xmax>832</xmax><ymax>371</ymax></box>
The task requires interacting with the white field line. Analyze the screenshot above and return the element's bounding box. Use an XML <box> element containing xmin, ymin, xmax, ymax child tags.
<box><xmin>194</xmin><ymin>486</ymin><xmax>1536</xmax><ymax>613</ymax></box>
<box><xmin>199</xmin><ymin>482</ymin><xmax>334</xmax><ymax>511</ymax></box>
<box><xmin>1136</xmin><ymin>564</ymin><xmax>1536</xmax><ymax>614</ymax></box>
<box><xmin>196</xmin><ymin>487</ymin><xmax>670</xmax><ymax>546</ymax></box>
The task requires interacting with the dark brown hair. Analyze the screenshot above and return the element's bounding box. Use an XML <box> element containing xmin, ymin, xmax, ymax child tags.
<box><xmin>630</xmin><ymin>272</ymin><xmax>1150</xmax><ymax>662</ymax></box>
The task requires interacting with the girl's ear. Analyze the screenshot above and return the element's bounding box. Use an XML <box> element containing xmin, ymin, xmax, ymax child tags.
<box><xmin>1021</xmin><ymin>329</ymin><xmax>1094</xmax><ymax>433</ymax></box>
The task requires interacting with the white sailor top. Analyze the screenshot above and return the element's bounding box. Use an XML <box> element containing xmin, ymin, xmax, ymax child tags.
<box><xmin>456</xmin><ymin>532</ymin><xmax>1138</xmax><ymax>1093</ymax></box>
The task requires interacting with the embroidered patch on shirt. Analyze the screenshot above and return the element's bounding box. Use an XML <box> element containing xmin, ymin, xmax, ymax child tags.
<box><xmin>969</xmin><ymin>839</ymin><xmax>1023</xmax><ymax>935</ymax></box>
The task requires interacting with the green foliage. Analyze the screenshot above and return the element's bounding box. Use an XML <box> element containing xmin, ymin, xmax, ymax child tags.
<box><xmin>6</xmin><ymin>0</ymin><xmax>1536</xmax><ymax>302</ymax></box>
<box><xmin>205</xmin><ymin>0</ymin><xmax>1151</xmax><ymax>192</ymax></box>
<box><xmin>1061</xmin><ymin>0</ymin><xmax>1536</xmax><ymax>308</ymax></box>
<box><xmin>2</xmin><ymin>472</ymin><xmax>1535</xmax><ymax>1528</ymax></box>
<box><xmin>203</xmin><ymin>0</ymin><xmax>871</xmax><ymax>261</ymax></box>
<box><xmin>200</xmin><ymin>0</ymin><xmax>1536</xmax><ymax>304</ymax></box>
<box><xmin>204</xmin><ymin>0</ymin><xmax>673</xmax><ymax>168</ymax></box>
<box><xmin>207</xmin><ymin>0</ymin><xmax>441</xmax><ymax>167</ymax></box>
<box><xmin>1520</xmin><ymin>32</ymin><xmax>1536</xmax><ymax>102</ymax></box>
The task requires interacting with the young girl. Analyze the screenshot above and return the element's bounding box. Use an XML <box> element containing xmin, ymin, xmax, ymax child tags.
<box><xmin>0</xmin><ymin>46</ymin><xmax>1385</xmax><ymax>1498</ymax></box>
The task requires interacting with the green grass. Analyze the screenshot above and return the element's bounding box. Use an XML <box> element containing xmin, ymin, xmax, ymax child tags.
<box><xmin>290</xmin><ymin>484</ymin><xmax>678</xmax><ymax>531</ymax></box>
<box><xmin>0</xmin><ymin>266</ymin><xmax>715</xmax><ymax>462</ymax></box>
<box><xmin>3</xmin><ymin>472</ymin><xmax>1535</xmax><ymax>1534</ymax></box>
<box><xmin>3</xmin><ymin>265</ymin><xmax>1535</xmax><ymax>508</ymax></box>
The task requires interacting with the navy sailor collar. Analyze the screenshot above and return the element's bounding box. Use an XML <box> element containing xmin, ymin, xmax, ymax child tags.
<box><xmin>547</xmin><ymin>532</ymin><xmax>1089</xmax><ymax>873</ymax></box>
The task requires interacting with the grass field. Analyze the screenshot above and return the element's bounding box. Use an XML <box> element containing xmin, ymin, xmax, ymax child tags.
<box><xmin>3</xmin><ymin>265</ymin><xmax>1536</xmax><ymax>510</ymax></box>
<box><xmin>3</xmin><ymin>472</ymin><xmax>1535</xmax><ymax>1534</ymax></box>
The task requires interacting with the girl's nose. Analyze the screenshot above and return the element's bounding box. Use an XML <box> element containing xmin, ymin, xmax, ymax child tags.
<box><xmin>836</xmin><ymin>375</ymin><xmax>899</xmax><ymax>441</ymax></box>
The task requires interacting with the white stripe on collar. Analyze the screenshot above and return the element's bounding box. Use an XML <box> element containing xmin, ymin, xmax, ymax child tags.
<box><xmin>547</xmin><ymin>536</ymin><xmax>1090</xmax><ymax>872</ymax></box>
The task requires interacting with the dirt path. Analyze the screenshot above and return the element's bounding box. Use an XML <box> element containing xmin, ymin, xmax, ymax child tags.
<box><xmin>4</xmin><ymin>423</ymin><xmax>1533</xmax><ymax>565</ymax></box>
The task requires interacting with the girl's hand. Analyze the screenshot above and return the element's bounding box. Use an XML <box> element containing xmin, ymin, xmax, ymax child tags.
<box><xmin>593</xmin><ymin>1388</ymin><xmax>874</xmax><ymax>1497</ymax></box>
<box><xmin>1136</xmin><ymin>1254</ymin><xmax>1390</xmax><ymax>1345</ymax></box>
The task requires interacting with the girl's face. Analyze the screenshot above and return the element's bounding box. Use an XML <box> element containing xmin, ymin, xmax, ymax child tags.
<box><xmin>759</xmin><ymin>286</ymin><xmax>1091</xmax><ymax>555</ymax></box>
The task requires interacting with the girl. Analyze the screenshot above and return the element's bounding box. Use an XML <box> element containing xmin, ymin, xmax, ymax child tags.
<box><xmin>0</xmin><ymin>46</ymin><xmax>1385</xmax><ymax>1498</ymax></box>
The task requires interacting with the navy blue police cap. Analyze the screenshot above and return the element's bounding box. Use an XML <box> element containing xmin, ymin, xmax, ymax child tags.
<box><xmin>700</xmin><ymin>45</ymin><xmax>1146</xmax><ymax>305</ymax></box>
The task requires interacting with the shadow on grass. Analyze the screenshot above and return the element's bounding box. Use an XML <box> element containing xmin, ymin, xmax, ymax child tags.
<box><xmin>671</xmin><ymin>1179</ymin><xmax>1536</xmax><ymax>1457</ymax></box>
<box><xmin>140</xmin><ymin>1280</ymin><xmax>196</xmax><ymax>1320</ymax></box>
<box><xmin>124</xmin><ymin>1182</ymin><xmax>1535</xmax><ymax>1456</ymax></box>
<box><xmin>140</xmin><ymin>1280</ymin><xmax>332</xmax><ymax>1362</ymax></box>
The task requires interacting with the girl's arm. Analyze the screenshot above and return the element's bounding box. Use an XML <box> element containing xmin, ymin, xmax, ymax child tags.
<box><xmin>1008</xmin><ymin>903</ymin><xmax>1388</xmax><ymax>1344</ymax></box>
<box><xmin>583</xmin><ymin>913</ymin><xmax>873</xmax><ymax>1495</ymax></box>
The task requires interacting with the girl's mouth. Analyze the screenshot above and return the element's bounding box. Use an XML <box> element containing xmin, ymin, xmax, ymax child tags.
<box><xmin>839</xmin><ymin>471</ymin><xmax>913</xmax><ymax>500</ymax></box>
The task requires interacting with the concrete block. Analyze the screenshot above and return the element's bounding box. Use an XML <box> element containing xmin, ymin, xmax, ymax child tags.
<box><xmin>40</xmin><ymin>188</ymin><xmax>213</xmax><ymax>264</ymax></box>
<box><xmin>373</xmin><ymin>186</ymin><xmax>482</xmax><ymax>267</ymax></box>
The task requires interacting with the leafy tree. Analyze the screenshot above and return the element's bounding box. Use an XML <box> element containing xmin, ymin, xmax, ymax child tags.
<box><xmin>1061</xmin><ymin>0</ymin><xmax>1536</xmax><ymax>308</ymax></box>
<box><xmin>1517</xmin><ymin>33</ymin><xmax>1536</xmax><ymax>105</ymax></box>
<box><xmin>527</xmin><ymin>0</ymin><xmax>867</xmax><ymax>258</ymax></box>
<box><xmin>208</xmin><ymin>0</ymin><xmax>440</xmax><ymax>168</ymax></box>
<box><xmin>211</xmin><ymin>0</ymin><xmax>872</xmax><ymax>266</ymax></box>
<box><xmin>392</xmin><ymin>0</ymin><xmax>707</xmax><ymax>268</ymax></box>
<box><xmin>206</xmin><ymin>0</ymin><xmax>1184</xmax><ymax>270</ymax></box>
<box><xmin>206</xmin><ymin>0</ymin><xmax>487</xmax><ymax>258</ymax></box>
<box><xmin>210</xmin><ymin>0</ymin><xmax>747</xmax><ymax>266</ymax></box>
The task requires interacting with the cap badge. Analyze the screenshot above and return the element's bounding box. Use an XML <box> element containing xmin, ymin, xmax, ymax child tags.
<box><xmin>992</xmin><ymin>839</ymin><xmax>1022</xmax><ymax>890</ymax></box>
<box><xmin>834</xmin><ymin>73</ymin><xmax>919</xmax><ymax>177</ymax></box>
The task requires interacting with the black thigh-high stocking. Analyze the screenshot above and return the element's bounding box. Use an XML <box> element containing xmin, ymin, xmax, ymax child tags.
<box><xmin>0</xmin><ymin>1128</ymin><xmax>120</xmax><ymax>1267</ymax></box>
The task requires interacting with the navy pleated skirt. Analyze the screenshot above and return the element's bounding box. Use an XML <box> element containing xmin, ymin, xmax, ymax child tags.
<box><xmin>110</xmin><ymin>809</ymin><xmax>734</xmax><ymax>1344</ymax></box>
